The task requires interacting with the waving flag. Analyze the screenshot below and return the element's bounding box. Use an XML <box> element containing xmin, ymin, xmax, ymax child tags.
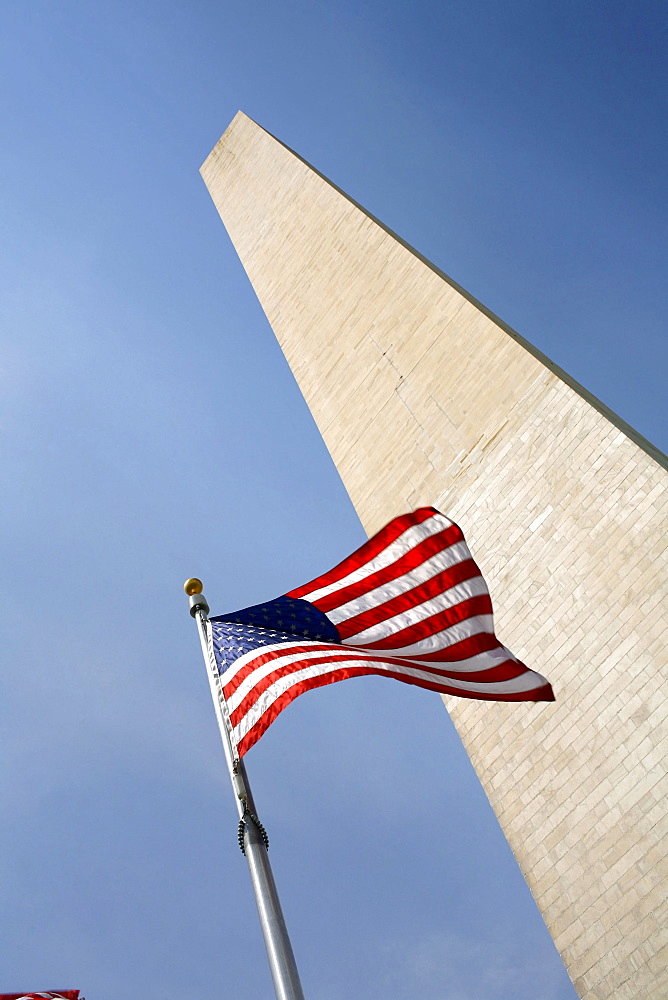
<box><xmin>210</xmin><ymin>507</ymin><xmax>553</xmax><ymax>757</ymax></box>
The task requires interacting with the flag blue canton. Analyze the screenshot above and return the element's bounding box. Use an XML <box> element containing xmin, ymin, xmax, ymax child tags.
<box><xmin>210</xmin><ymin>596</ymin><xmax>340</xmax><ymax>674</ymax></box>
<box><xmin>210</xmin><ymin>622</ymin><xmax>299</xmax><ymax>674</ymax></box>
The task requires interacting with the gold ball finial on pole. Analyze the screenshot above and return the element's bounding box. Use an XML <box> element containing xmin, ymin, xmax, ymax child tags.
<box><xmin>184</xmin><ymin>577</ymin><xmax>203</xmax><ymax>596</ymax></box>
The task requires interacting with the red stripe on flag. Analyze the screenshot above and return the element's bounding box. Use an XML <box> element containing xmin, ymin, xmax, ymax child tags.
<box><xmin>311</xmin><ymin>524</ymin><xmax>464</xmax><ymax>613</ymax></box>
<box><xmin>227</xmin><ymin>647</ymin><xmax>529</xmax><ymax>729</ymax></box>
<box><xmin>287</xmin><ymin>507</ymin><xmax>440</xmax><ymax>599</ymax></box>
<box><xmin>347</xmin><ymin>595</ymin><xmax>495</xmax><ymax>650</ymax></box>
<box><xmin>398</xmin><ymin>630</ymin><xmax>503</xmax><ymax>662</ymax></box>
<box><xmin>386</xmin><ymin>632</ymin><xmax>500</xmax><ymax>670</ymax></box>
<box><xmin>335</xmin><ymin>561</ymin><xmax>488</xmax><ymax>638</ymax></box>
<box><xmin>222</xmin><ymin>643</ymin><xmax>330</xmax><ymax>700</ymax></box>
<box><xmin>235</xmin><ymin>665</ymin><xmax>554</xmax><ymax>757</ymax></box>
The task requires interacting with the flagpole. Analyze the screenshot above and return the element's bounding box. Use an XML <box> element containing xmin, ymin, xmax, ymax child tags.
<box><xmin>184</xmin><ymin>578</ymin><xmax>306</xmax><ymax>1000</ymax></box>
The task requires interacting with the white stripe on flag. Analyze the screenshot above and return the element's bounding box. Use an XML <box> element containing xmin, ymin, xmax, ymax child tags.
<box><xmin>326</xmin><ymin>540</ymin><xmax>474</xmax><ymax>623</ymax></box>
<box><xmin>349</xmin><ymin>613</ymin><xmax>497</xmax><ymax>654</ymax></box>
<box><xmin>343</xmin><ymin>577</ymin><xmax>489</xmax><ymax>643</ymax></box>
<box><xmin>224</xmin><ymin>639</ymin><xmax>531</xmax><ymax>717</ymax></box>
<box><xmin>224</xmin><ymin>642</ymin><xmax>339</xmax><ymax>713</ymax></box>
<box><xmin>299</xmin><ymin>514</ymin><xmax>450</xmax><ymax>603</ymax></box>
<box><xmin>349</xmin><ymin>613</ymin><xmax>496</xmax><ymax>657</ymax></box>
<box><xmin>230</xmin><ymin>652</ymin><xmax>546</xmax><ymax>745</ymax></box>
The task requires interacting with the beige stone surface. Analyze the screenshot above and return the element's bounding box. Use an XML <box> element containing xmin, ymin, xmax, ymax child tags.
<box><xmin>201</xmin><ymin>112</ymin><xmax>668</xmax><ymax>999</ymax></box>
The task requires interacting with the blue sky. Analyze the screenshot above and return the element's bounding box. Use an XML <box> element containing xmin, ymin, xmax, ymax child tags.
<box><xmin>1</xmin><ymin>2</ymin><xmax>665</xmax><ymax>998</ymax></box>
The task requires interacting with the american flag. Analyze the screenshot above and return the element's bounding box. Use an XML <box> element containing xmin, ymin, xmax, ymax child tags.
<box><xmin>210</xmin><ymin>507</ymin><xmax>553</xmax><ymax>758</ymax></box>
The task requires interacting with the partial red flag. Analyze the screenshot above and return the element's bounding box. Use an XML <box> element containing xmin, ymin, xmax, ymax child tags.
<box><xmin>0</xmin><ymin>993</ymin><xmax>81</xmax><ymax>1000</ymax></box>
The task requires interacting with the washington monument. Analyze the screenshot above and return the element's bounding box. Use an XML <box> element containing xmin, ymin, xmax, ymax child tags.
<box><xmin>201</xmin><ymin>112</ymin><xmax>667</xmax><ymax>1000</ymax></box>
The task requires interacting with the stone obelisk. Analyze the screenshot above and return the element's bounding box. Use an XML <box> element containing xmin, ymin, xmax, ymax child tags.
<box><xmin>201</xmin><ymin>111</ymin><xmax>667</xmax><ymax>1000</ymax></box>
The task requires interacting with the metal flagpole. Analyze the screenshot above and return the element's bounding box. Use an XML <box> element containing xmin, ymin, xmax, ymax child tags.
<box><xmin>184</xmin><ymin>578</ymin><xmax>306</xmax><ymax>1000</ymax></box>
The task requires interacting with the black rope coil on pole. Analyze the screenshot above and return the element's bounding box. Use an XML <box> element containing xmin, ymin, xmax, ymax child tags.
<box><xmin>238</xmin><ymin>806</ymin><xmax>269</xmax><ymax>855</ymax></box>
